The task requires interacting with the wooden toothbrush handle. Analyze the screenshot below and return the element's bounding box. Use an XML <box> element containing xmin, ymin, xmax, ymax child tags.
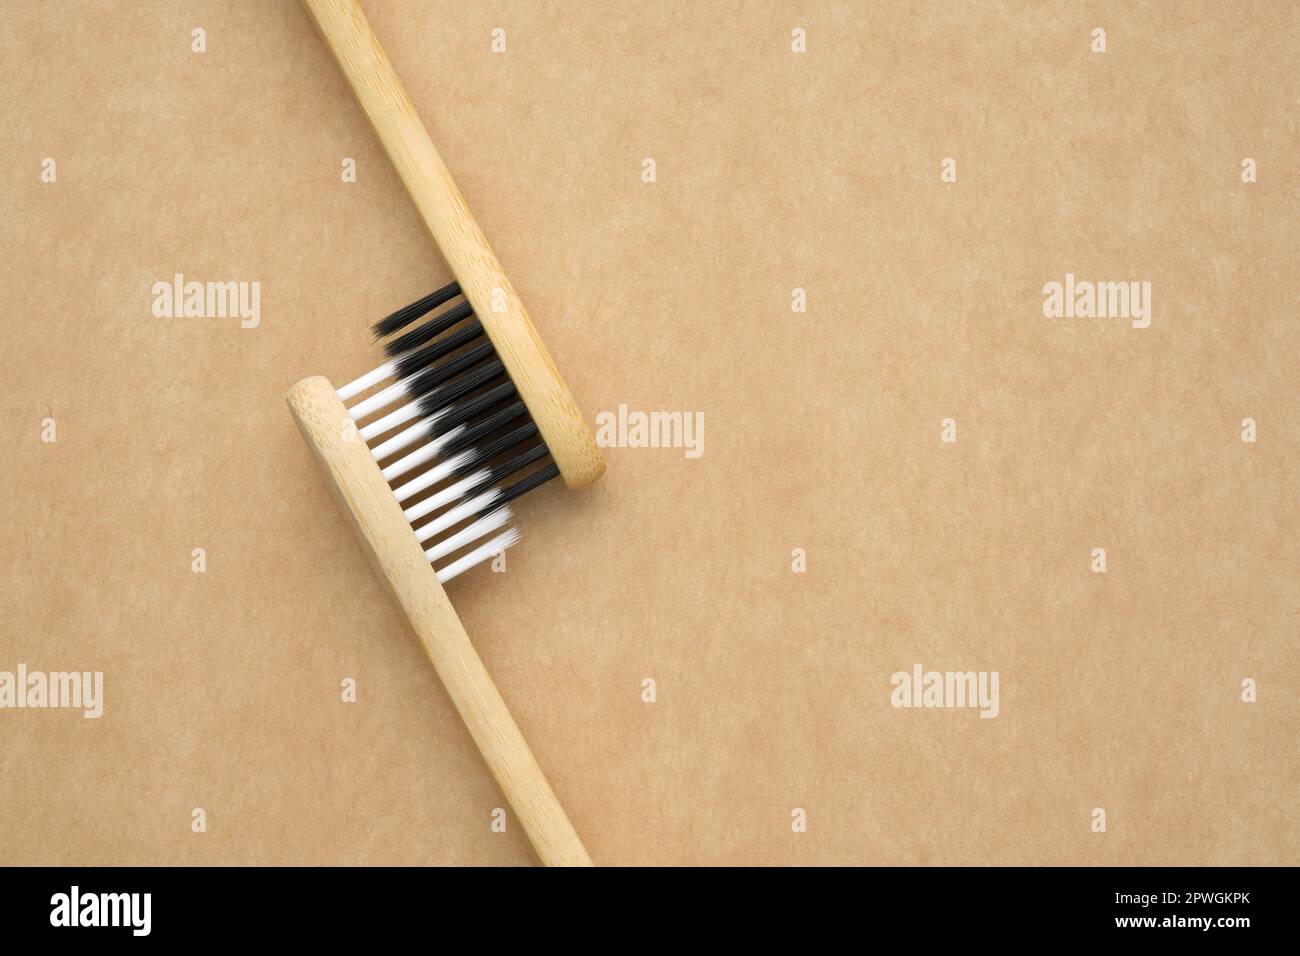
<box><xmin>302</xmin><ymin>0</ymin><xmax>606</xmax><ymax>491</ymax></box>
<box><xmin>287</xmin><ymin>375</ymin><xmax>593</xmax><ymax>867</ymax></box>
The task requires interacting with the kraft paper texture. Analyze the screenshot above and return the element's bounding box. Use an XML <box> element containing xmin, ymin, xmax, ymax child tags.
<box><xmin>1</xmin><ymin>1</ymin><xmax>1295</xmax><ymax>866</ymax></box>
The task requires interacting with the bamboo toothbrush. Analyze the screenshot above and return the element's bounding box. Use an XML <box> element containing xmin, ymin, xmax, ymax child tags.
<box><xmin>289</xmin><ymin>0</ymin><xmax>605</xmax><ymax>867</ymax></box>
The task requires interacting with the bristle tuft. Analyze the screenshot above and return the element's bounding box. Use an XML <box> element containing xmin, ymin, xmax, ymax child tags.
<box><xmin>384</xmin><ymin>300</ymin><xmax>473</xmax><ymax>358</ymax></box>
<box><xmin>435</xmin><ymin>528</ymin><xmax>520</xmax><ymax>583</ymax></box>
<box><xmin>371</xmin><ymin>282</ymin><xmax>461</xmax><ymax>340</ymax></box>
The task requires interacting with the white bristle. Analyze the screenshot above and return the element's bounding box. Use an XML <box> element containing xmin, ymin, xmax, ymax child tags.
<box><xmin>347</xmin><ymin>376</ymin><xmax>411</xmax><ymax>421</ymax></box>
<box><xmin>435</xmin><ymin>528</ymin><xmax>520</xmax><ymax>583</ymax></box>
<box><xmin>380</xmin><ymin>426</ymin><xmax>465</xmax><ymax>482</ymax></box>
<box><xmin>360</xmin><ymin>400</ymin><xmax>423</xmax><ymax>441</ymax></box>
<box><xmin>337</xmin><ymin>360</ymin><xmax>397</xmax><ymax>402</ymax></box>
<box><xmin>414</xmin><ymin>488</ymin><xmax>503</xmax><ymax>544</ymax></box>
<box><xmin>424</xmin><ymin>507</ymin><xmax>513</xmax><ymax>563</ymax></box>
<box><xmin>404</xmin><ymin>471</ymin><xmax>489</xmax><ymax>524</ymax></box>
<box><xmin>392</xmin><ymin>450</ymin><xmax>476</xmax><ymax>504</ymax></box>
<box><xmin>372</xmin><ymin>416</ymin><xmax>433</xmax><ymax>463</ymax></box>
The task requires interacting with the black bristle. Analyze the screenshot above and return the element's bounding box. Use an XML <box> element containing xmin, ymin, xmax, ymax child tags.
<box><xmin>441</xmin><ymin>401</ymin><xmax>529</xmax><ymax>456</ymax></box>
<box><xmin>384</xmin><ymin>300</ymin><xmax>474</xmax><ymax>358</ymax></box>
<box><xmin>405</xmin><ymin>343</ymin><xmax>497</xmax><ymax>402</ymax></box>
<box><xmin>415</xmin><ymin>357</ymin><xmax>504</xmax><ymax>418</ymax></box>
<box><xmin>372</xmin><ymin>282</ymin><xmax>461</xmax><ymax>340</ymax></box>
<box><xmin>452</xmin><ymin>423</ymin><xmax>540</xmax><ymax>479</ymax></box>
<box><xmin>393</xmin><ymin>320</ymin><xmax>483</xmax><ymax>381</ymax></box>
<box><xmin>430</xmin><ymin>385</ymin><xmax>520</xmax><ymax>442</ymax></box>
<box><xmin>481</xmin><ymin>442</ymin><xmax>550</xmax><ymax>488</ymax></box>
<box><xmin>481</xmin><ymin>463</ymin><xmax>561</xmax><ymax>515</ymax></box>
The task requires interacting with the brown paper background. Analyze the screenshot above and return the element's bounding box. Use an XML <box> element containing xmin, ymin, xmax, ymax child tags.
<box><xmin>2</xmin><ymin>1</ymin><xmax>1295</xmax><ymax>866</ymax></box>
